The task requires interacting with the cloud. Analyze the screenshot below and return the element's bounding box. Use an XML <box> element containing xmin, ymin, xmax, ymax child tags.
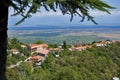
<box><xmin>33</xmin><ymin>9</ymin><xmax>120</xmax><ymax>18</ymax></box>
<box><xmin>33</xmin><ymin>11</ymin><xmax>62</xmax><ymax>17</ymax></box>
<box><xmin>110</xmin><ymin>10</ymin><xmax>120</xmax><ymax>15</ymax></box>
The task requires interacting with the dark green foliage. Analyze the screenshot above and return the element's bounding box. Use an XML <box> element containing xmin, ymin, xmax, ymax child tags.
<box><xmin>7</xmin><ymin>38</ymin><xmax>30</xmax><ymax>66</ymax></box>
<box><xmin>49</xmin><ymin>44</ymin><xmax>58</xmax><ymax>48</ymax></box>
<box><xmin>7</xmin><ymin>42</ymin><xmax>120</xmax><ymax>80</ymax></box>
<box><xmin>8</xmin><ymin>38</ymin><xmax>21</xmax><ymax>49</ymax></box>
<box><xmin>62</xmin><ymin>40</ymin><xmax>67</xmax><ymax>49</ymax></box>
<box><xmin>35</xmin><ymin>40</ymin><xmax>43</xmax><ymax>44</ymax></box>
<box><xmin>8</xmin><ymin>38</ymin><xmax>30</xmax><ymax>57</ymax></box>
<box><xmin>7</xmin><ymin>54</ymin><xmax>25</xmax><ymax>66</ymax></box>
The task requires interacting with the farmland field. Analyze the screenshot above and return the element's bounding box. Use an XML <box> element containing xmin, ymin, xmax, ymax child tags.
<box><xmin>8</xmin><ymin>26</ymin><xmax>120</xmax><ymax>44</ymax></box>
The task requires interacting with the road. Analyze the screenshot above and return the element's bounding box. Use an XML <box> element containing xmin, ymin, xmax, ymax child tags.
<box><xmin>8</xmin><ymin>61</ymin><xmax>23</xmax><ymax>69</ymax></box>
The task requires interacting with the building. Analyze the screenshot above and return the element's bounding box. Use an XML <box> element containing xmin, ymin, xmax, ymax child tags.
<box><xmin>28</xmin><ymin>44</ymin><xmax>48</xmax><ymax>53</ymax></box>
<box><xmin>75</xmin><ymin>42</ymin><xmax>82</xmax><ymax>47</ymax></box>
<box><xmin>10</xmin><ymin>49</ymin><xmax>19</xmax><ymax>54</ymax></box>
<box><xmin>37</xmin><ymin>50</ymin><xmax>49</xmax><ymax>57</ymax></box>
<box><xmin>75</xmin><ymin>46</ymin><xmax>87</xmax><ymax>51</ymax></box>
<box><xmin>21</xmin><ymin>45</ymin><xmax>27</xmax><ymax>49</ymax></box>
<box><xmin>31</xmin><ymin>56</ymin><xmax>42</xmax><ymax>62</ymax></box>
<box><xmin>31</xmin><ymin>56</ymin><xmax>45</xmax><ymax>66</ymax></box>
<box><xmin>94</xmin><ymin>40</ymin><xmax>112</xmax><ymax>47</ymax></box>
<box><xmin>95</xmin><ymin>43</ymin><xmax>105</xmax><ymax>47</ymax></box>
<box><xmin>74</xmin><ymin>45</ymin><xmax>92</xmax><ymax>51</ymax></box>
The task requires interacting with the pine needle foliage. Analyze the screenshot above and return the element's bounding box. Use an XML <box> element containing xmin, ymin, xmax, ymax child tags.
<box><xmin>1</xmin><ymin>0</ymin><xmax>115</xmax><ymax>25</ymax></box>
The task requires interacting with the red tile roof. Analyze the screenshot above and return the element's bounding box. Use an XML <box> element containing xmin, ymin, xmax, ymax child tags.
<box><xmin>29</xmin><ymin>44</ymin><xmax>39</xmax><ymax>49</ymax></box>
<box><xmin>37</xmin><ymin>50</ymin><xmax>49</xmax><ymax>54</ymax></box>
<box><xmin>31</xmin><ymin>56</ymin><xmax>42</xmax><ymax>61</ymax></box>
<box><xmin>29</xmin><ymin>44</ymin><xmax>48</xmax><ymax>49</ymax></box>
<box><xmin>39</xmin><ymin>44</ymin><xmax>48</xmax><ymax>48</ymax></box>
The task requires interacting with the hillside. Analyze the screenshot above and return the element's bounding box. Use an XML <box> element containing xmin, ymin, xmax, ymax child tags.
<box><xmin>7</xmin><ymin>41</ymin><xmax>120</xmax><ymax>80</ymax></box>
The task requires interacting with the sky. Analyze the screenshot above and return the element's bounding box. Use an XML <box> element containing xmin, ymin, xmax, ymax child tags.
<box><xmin>8</xmin><ymin>0</ymin><xmax>120</xmax><ymax>27</ymax></box>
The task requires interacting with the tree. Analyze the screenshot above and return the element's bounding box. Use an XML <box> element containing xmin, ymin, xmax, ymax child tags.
<box><xmin>0</xmin><ymin>0</ymin><xmax>114</xmax><ymax>79</ymax></box>
<box><xmin>49</xmin><ymin>44</ymin><xmax>58</xmax><ymax>48</ymax></box>
<box><xmin>62</xmin><ymin>40</ymin><xmax>67</xmax><ymax>49</ymax></box>
<box><xmin>35</xmin><ymin>40</ymin><xmax>43</xmax><ymax>44</ymax></box>
<box><xmin>8</xmin><ymin>38</ymin><xmax>21</xmax><ymax>49</ymax></box>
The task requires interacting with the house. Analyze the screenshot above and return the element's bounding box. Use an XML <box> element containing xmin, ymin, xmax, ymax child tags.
<box><xmin>31</xmin><ymin>56</ymin><xmax>42</xmax><ymax>62</ymax></box>
<box><xmin>94</xmin><ymin>40</ymin><xmax>112</xmax><ymax>47</ymax></box>
<box><xmin>28</xmin><ymin>44</ymin><xmax>48</xmax><ymax>53</ymax></box>
<box><xmin>75</xmin><ymin>42</ymin><xmax>82</xmax><ymax>47</ymax></box>
<box><xmin>75</xmin><ymin>46</ymin><xmax>87</xmax><ymax>51</ymax></box>
<box><xmin>39</xmin><ymin>44</ymin><xmax>48</xmax><ymax>49</ymax></box>
<box><xmin>37</xmin><ymin>50</ymin><xmax>49</xmax><ymax>57</ymax></box>
<box><xmin>21</xmin><ymin>45</ymin><xmax>27</xmax><ymax>49</ymax></box>
<box><xmin>28</xmin><ymin>44</ymin><xmax>38</xmax><ymax>53</ymax></box>
<box><xmin>112</xmin><ymin>40</ymin><xmax>120</xmax><ymax>43</ymax></box>
<box><xmin>10</xmin><ymin>49</ymin><xmax>19</xmax><ymax>54</ymax></box>
<box><xmin>95</xmin><ymin>43</ymin><xmax>105</xmax><ymax>47</ymax></box>
<box><xmin>31</xmin><ymin>56</ymin><xmax>45</xmax><ymax>66</ymax></box>
<box><xmin>75</xmin><ymin>45</ymin><xmax>92</xmax><ymax>51</ymax></box>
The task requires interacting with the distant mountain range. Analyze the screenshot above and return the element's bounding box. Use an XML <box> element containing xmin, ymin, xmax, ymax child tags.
<box><xmin>8</xmin><ymin>25</ymin><xmax>120</xmax><ymax>30</ymax></box>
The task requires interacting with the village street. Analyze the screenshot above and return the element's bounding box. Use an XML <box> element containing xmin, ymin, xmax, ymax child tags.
<box><xmin>8</xmin><ymin>61</ymin><xmax>23</xmax><ymax>69</ymax></box>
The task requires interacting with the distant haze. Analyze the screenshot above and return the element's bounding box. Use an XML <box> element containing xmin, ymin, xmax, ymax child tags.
<box><xmin>8</xmin><ymin>25</ymin><xmax>120</xmax><ymax>44</ymax></box>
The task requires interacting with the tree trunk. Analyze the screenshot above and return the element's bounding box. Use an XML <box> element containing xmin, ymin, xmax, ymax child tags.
<box><xmin>0</xmin><ymin>3</ymin><xmax>8</xmax><ymax>80</ymax></box>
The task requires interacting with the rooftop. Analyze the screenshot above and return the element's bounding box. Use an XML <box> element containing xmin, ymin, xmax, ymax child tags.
<box><xmin>37</xmin><ymin>50</ymin><xmax>49</xmax><ymax>54</ymax></box>
<box><xmin>29</xmin><ymin>44</ymin><xmax>48</xmax><ymax>49</ymax></box>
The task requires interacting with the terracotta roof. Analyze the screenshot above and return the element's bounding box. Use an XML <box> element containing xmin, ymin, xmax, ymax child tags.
<box><xmin>10</xmin><ymin>49</ymin><xmax>18</xmax><ymax>52</ymax></box>
<box><xmin>31</xmin><ymin>56</ymin><xmax>42</xmax><ymax>61</ymax></box>
<box><xmin>37</xmin><ymin>50</ymin><xmax>49</xmax><ymax>54</ymax></box>
<box><xmin>29</xmin><ymin>44</ymin><xmax>48</xmax><ymax>49</ymax></box>
<box><xmin>29</xmin><ymin>44</ymin><xmax>39</xmax><ymax>49</ymax></box>
<box><xmin>40</xmin><ymin>44</ymin><xmax>48</xmax><ymax>47</ymax></box>
<box><xmin>75</xmin><ymin>45</ymin><xmax>91</xmax><ymax>50</ymax></box>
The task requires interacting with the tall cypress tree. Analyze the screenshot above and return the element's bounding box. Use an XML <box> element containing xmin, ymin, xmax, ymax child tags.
<box><xmin>62</xmin><ymin>41</ymin><xmax>67</xmax><ymax>50</ymax></box>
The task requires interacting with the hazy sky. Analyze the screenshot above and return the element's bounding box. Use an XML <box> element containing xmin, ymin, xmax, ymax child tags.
<box><xmin>8</xmin><ymin>0</ymin><xmax>120</xmax><ymax>27</ymax></box>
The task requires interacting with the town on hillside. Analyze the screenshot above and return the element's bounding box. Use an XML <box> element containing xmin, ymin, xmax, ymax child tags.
<box><xmin>7</xmin><ymin>39</ymin><xmax>120</xmax><ymax>67</ymax></box>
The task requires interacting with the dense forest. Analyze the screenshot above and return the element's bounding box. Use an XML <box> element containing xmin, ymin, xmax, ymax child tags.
<box><xmin>7</xmin><ymin>40</ymin><xmax>120</xmax><ymax>80</ymax></box>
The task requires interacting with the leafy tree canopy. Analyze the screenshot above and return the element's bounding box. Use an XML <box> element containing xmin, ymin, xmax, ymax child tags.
<box><xmin>1</xmin><ymin>0</ymin><xmax>115</xmax><ymax>25</ymax></box>
<box><xmin>35</xmin><ymin>40</ymin><xmax>43</xmax><ymax>44</ymax></box>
